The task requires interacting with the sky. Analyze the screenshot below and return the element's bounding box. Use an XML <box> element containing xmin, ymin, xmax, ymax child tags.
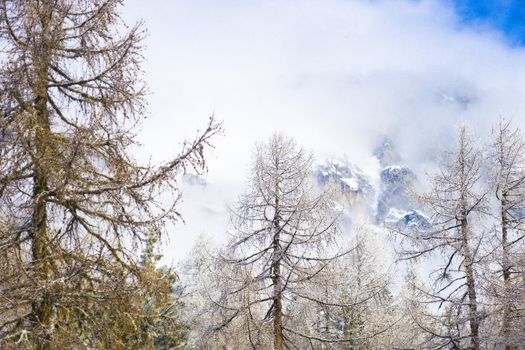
<box><xmin>452</xmin><ymin>0</ymin><xmax>525</xmax><ymax>45</ymax></box>
<box><xmin>122</xmin><ymin>0</ymin><xmax>525</xmax><ymax>263</ymax></box>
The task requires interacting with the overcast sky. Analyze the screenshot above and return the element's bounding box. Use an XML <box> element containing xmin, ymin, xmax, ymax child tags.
<box><xmin>122</xmin><ymin>0</ymin><xmax>525</xmax><ymax>263</ymax></box>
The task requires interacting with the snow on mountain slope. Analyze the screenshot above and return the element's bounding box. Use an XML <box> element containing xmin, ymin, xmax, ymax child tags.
<box><xmin>316</xmin><ymin>158</ymin><xmax>375</xmax><ymax>208</ymax></box>
<box><xmin>317</xmin><ymin>159</ymin><xmax>373</xmax><ymax>194</ymax></box>
<box><xmin>373</xmin><ymin>136</ymin><xmax>400</xmax><ymax>168</ymax></box>
<box><xmin>385</xmin><ymin>208</ymin><xmax>430</xmax><ymax>232</ymax></box>
<box><xmin>376</xmin><ymin>165</ymin><xmax>416</xmax><ymax>223</ymax></box>
<box><xmin>316</xmin><ymin>137</ymin><xmax>430</xmax><ymax>232</ymax></box>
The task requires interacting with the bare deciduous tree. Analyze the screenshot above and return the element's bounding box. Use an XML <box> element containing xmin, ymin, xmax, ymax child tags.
<box><xmin>488</xmin><ymin>118</ymin><xmax>525</xmax><ymax>349</ymax></box>
<box><xmin>213</xmin><ymin>133</ymin><xmax>351</xmax><ymax>350</ymax></box>
<box><xmin>396</xmin><ymin>125</ymin><xmax>487</xmax><ymax>349</ymax></box>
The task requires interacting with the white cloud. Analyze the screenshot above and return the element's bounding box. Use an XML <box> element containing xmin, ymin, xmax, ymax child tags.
<box><xmin>123</xmin><ymin>0</ymin><xmax>525</xmax><ymax>261</ymax></box>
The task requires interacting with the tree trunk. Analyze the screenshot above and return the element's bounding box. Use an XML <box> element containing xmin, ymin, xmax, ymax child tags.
<box><xmin>461</xmin><ymin>219</ymin><xmax>480</xmax><ymax>350</ymax></box>
<box><xmin>31</xmin><ymin>7</ymin><xmax>53</xmax><ymax>347</ymax></box>
<box><xmin>272</xmin><ymin>187</ymin><xmax>284</xmax><ymax>350</ymax></box>
<box><xmin>31</xmin><ymin>96</ymin><xmax>53</xmax><ymax>350</ymax></box>
<box><xmin>501</xmin><ymin>196</ymin><xmax>513</xmax><ymax>350</ymax></box>
<box><xmin>272</xmin><ymin>231</ymin><xmax>284</xmax><ymax>350</ymax></box>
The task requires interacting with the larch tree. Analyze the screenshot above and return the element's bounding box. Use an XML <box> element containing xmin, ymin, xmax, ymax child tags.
<box><xmin>488</xmin><ymin>118</ymin><xmax>525</xmax><ymax>349</ymax></box>
<box><xmin>0</xmin><ymin>0</ymin><xmax>220</xmax><ymax>349</ymax></box>
<box><xmin>337</xmin><ymin>230</ymin><xmax>395</xmax><ymax>349</ymax></box>
<box><xmin>177</xmin><ymin>235</ymin><xmax>255</xmax><ymax>350</ymax></box>
<box><xmin>397</xmin><ymin>125</ymin><xmax>487</xmax><ymax>349</ymax></box>
<box><xmin>213</xmin><ymin>133</ymin><xmax>350</xmax><ymax>350</ymax></box>
<box><xmin>288</xmin><ymin>226</ymin><xmax>395</xmax><ymax>350</ymax></box>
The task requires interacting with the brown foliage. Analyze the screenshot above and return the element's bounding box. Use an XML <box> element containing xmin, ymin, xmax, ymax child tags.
<box><xmin>0</xmin><ymin>0</ymin><xmax>221</xmax><ymax>348</ymax></box>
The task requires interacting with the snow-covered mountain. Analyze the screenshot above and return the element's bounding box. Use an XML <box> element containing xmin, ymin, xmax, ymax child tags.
<box><xmin>316</xmin><ymin>159</ymin><xmax>375</xmax><ymax>206</ymax></box>
<box><xmin>376</xmin><ymin>165</ymin><xmax>416</xmax><ymax>223</ymax></box>
<box><xmin>316</xmin><ymin>137</ymin><xmax>430</xmax><ymax>232</ymax></box>
<box><xmin>373</xmin><ymin>136</ymin><xmax>430</xmax><ymax>230</ymax></box>
<box><xmin>373</xmin><ymin>136</ymin><xmax>400</xmax><ymax>168</ymax></box>
<box><xmin>384</xmin><ymin>208</ymin><xmax>430</xmax><ymax>232</ymax></box>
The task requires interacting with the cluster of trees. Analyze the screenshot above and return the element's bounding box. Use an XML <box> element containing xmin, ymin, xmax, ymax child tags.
<box><xmin>395</xmin><ymin>120</ymin><xmax>525</xmax><ymax>349</ymax></box>
<box><xmin>179</xmin><ymin>134</ymin><xmax>394</xmax><ymax>349</ymax></box>
<box><xmin>178</xmin><ymin>121</ymin><xmax>525</xmax><ymax>350</ymax></box>
<box><xmin>2</xmin><ymin>1</ymin><xmax>525</xmax><ymax>350</ymax></box>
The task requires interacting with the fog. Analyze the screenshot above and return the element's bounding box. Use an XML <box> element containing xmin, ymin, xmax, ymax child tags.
<box><xmin>123</xmin><ymin>0</ymin><xmax>525</xmax><ymax>262</ymax></box>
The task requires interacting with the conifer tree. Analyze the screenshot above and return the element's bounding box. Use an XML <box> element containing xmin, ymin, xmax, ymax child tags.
<box><xmin>0</xmin><ymin>1</ymin><xmax>220</xmax><ymax>348</ymax></box>
<box><xmin>488</xmin><ymin>118</ymin><xmax>525</xmax><ymax>349</ymax></box>
<box><xmin>213</xmin><ymin>134</ymin><xmax>352</xmax><ymax>349</ymax></box>
<box><xmin>397</xmin><ymin>125</ymin><xmax>487</xmax><ymax>349</ymax></box>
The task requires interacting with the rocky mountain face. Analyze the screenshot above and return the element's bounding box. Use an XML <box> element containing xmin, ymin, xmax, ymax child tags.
<box><xmin>385</xmin><ymin>209</ymin><xmax>430</xmax><ymax>231</ymax></box>
<box><xmin>374</xmin><ymin>136</ymin><xmax>429</xmax><ymax>231</ymax></box>
<box><xmin>315</xmin><ymin>137</ymin><xmax>429</xmax><ymax>232</ymax></box>
<box><xmin>376</xmin><ymin>165</ymin><xmax>415</xmax><ymax>222</ymax></box>
<box><xmin>316</xmin><ymin>158</ymin><xmax>375</xmax><ymax>208</ymax></box>
<box><xmin>373</xmin><ymin>136</ymin><xmax>400</xmax><ymax>168</ymax></box>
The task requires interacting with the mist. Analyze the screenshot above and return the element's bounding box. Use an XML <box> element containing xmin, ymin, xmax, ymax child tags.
<box><xmin>123</xmin><ymin>0</ymin><xmax>525</xmax><ymax>261</ymax></box>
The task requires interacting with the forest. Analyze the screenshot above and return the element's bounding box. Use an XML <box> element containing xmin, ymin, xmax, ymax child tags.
<box><xmin>0</xmin><ymin>1</ymin><xmax>525</xmax><ymax>349</ymax></box>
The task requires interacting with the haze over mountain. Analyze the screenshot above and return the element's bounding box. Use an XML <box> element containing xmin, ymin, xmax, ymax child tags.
<box><xmin>122</xmin><ymin>0</ymin><xmax>525</xmax><ymax>261</ymax></box>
